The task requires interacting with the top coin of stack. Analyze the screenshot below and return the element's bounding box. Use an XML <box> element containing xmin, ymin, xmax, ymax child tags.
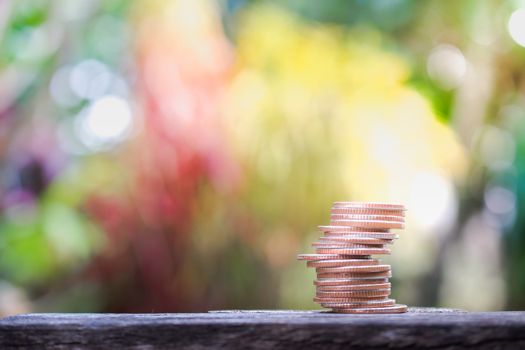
<box><xmin>298</xmin><ymin>202</ymin><xmax>408</xmax><ymax>314</ymax></box>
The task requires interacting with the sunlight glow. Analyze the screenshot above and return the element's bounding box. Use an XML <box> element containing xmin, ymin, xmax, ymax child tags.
<box><xmin>409</xmin><ymin>171</ymin><xmax>457</xmax><ymax>233</ymax></box>
<box><xmin>508</xmin><ymin>9</ymin><xmax>525</xmax><ymax>47</ymax></box>
<box><xmin>75</xmin><ymin>95</ymin><xmax>133</xmax><ymax>150</ymax></box>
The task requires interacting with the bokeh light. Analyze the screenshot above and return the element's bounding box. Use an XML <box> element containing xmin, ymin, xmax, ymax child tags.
<box><xmin>409</xmin><ymin>171</ymin><xmax>457</xmax><ymax>233</ymax></box>
<box><xmin>508</xmin><ymin>8</ymin><xmax>525</xmax><ymax>47</ymax></box>
<box><xmin>75</xmin><ymin>95</ymin><xmax>133</xmax><ymax>150</ymax></box>
<box><xmin>427</xmin><ymin>45</ymin><xmax>467</xmax><ymax>90</ymax></box>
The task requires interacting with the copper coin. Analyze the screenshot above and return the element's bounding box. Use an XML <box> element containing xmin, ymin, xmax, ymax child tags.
<box><xmin>330</xmin><ymin>214</ymin><xmax>405</xmax><ymax>223</ymax></box>
<box><xmin>297</xmin><ymin>254</ymin><xmax>371</xmax><ymax>261</ymax></box>
<box><xmin>330</xmin><ymin>219</ymin><xmax>405</xmax><ymax>230</ymax></box>
<box><xmin>315</xmin><ymin>247</ymin><xmax>391</xmax><ymax>255</ymax></box>
<box><xmin>332</xmin><ymin>202</ymin><xmax>405</xmax><ymax>211</ymax></box>
<box><xmin>319</xmin><ymin>226</ymin><xmax>390</xmax><ymax>233</ymax></box>
<box><xmin>322</xmin><ymin>232</ymin><xmax>398</xmax><ymax>239</ymax></box>
<box><xmin>331</xmin><ymin>207</ymin><xmax>405</xmax><ymax>216</ymax></box>
<box><xmin>320</xmin><ymin>298</ymin><xmax>395</xmax><ymax>308</ymax></box>
<box><xmin>319</xmin><ymin>234</ymin><xmax>393</xmax><ymax>241</ymax></box>
<box><xmin>318</xmin><ymin>236</ymin><xmax>394</xmax><ymax>245</ymax></box>
<box><xmin>317</xmin><ymin>282</ymin><xmax>391</xmax><ymax>292</ymax></box>
<box><xmin>314</xmin><ymin>295</ymin><xmax>388</xmax><ymax>303</ymax></box>
<box><xmin>307</xmin><ymin>259</ymin><xmax>380</xmax><ymax>268</ymax></box>
<box><xmin>312</xmin><ymin>242</ymin><xmax>386</xmax><ymax>248</ymax></box>
<box><xmin>316</xmin><ymin>265</ymin><xmax>391</xmax><ymax>274</ymax></box>
<box><xmin>332</xmin><ymin>304</ymin><xmax>408</xmax><ymax>314</ymax></box>
<box><xmin>317</xmin><ymin>289</ymin><xmax>390</xmax><ymax>298</ymax></box>
<box><xmin>317</xmin><ymin>270</ymin><xmax>392</xmax><ymax>279</ymax></box>
<box><xmin>314</xmin><ymin>278</ymin><xmax>389</xmax><ymax>286</ymax></box>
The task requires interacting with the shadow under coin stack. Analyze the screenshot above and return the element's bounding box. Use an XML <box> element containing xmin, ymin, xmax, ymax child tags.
<box><xmin>298</xmin><ymin>202</ymin><xmax>408</xmax><ymax>314</ymax></box>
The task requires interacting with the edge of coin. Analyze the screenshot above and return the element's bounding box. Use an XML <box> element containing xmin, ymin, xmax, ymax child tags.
<box><xmin>332</xmin><ymin>202</ymin><xmax>406</xmax><ymax>211</ymax></box>
<box><xmin>314</xmin><ymin>278</ymin><xmax>389</xmax><ymax>286</ymax></box>
<box><xmin>307</xmin><ymin>259</ymin><xmax>381</xmax><ymax>268</ymax></box>
<box><xmin>329</xmin><ymin>220</ymin><xmax>405</xmax><ymax>229</ymax></box>
<box><xmin>331</xmin><ymin>304</ymin><xmax>408</xmax><ymax>314</ymax></box>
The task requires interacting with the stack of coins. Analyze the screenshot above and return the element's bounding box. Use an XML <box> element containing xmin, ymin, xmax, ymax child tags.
<box><xmin>297</xmin><ymin>202</ymin><xmax>408</xmax><ymax>314</ymax></box>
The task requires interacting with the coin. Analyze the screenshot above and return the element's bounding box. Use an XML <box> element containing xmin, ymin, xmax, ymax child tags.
<box><xmin>314</xmin><ymin>295</ymin><xmax>389</xmax><ymax>303</ymax></box>
<box><xmin>331</xmin><ymin>304</ymin><xmax>408</xmax><ymax>314</ymax></box>
<box><xmin>313</xmin><ymin>241</ymin><xmax>387</xmax><ymax>247</ymax></box>
<box><xmin>314</xmin><ymin>278</ymin><xmax>389</xmax><ymax>286</ymax></box>
<box><xmin>318</xmin><ymin>236</ymin><xmax>394</xmax><ymax>245</ymax></box>
<box><xmin>313</xmin><ymin>242</ymin><xmax>386</xmax><ymax>249</ymax></box>
<box><xmin>316</xmin><ymin>289</ymin><xmax>391</xmax><ymax>298</ymax></box>
<box><xmin>330</xmin><ymin>219</ymin><xmax>405</xmax><ymax>230</ymax></box>
<box><xmin>320</xmin><ymin>226</ymin><xmax>392</xmax><ymax>233</ymax></box>
<box><xmin>298</xmin><ymin>201</ymin><xmax>407</xmax><ymax>314</ymax></box>
<box><xmin>316</xmin><ymin>270</ymin><xmax>392</xmax><ymax>279</ymax></box>
<box><xmin>331</xmin><ymin>207</ymin><xmax>405</xmax><ymax>216</ymax></box>
<box><xmin>307</xmin><ymin>259</ymin><xmax>380</xmax><ymax>268</ymax></box>
<box><xmin>330</xmin><ymin>214</ymin><xmax>405</xmax><ymax>222</ymax></box>
<box><xmin>316</xmin><ymin>264</ymin><xmax>391</xmax><ymax>274</ymax></box>
<box><xmin>315</xmin><ymin>247</ymin><xmax>391</xmax><ymax>255</ymax></box>
<box><xmin>322</xmin><ymin>232</ymin><xmax>398</xmax><ymax>239</ymax></box>
<box><xmin>320</xmin><ymin>298</ymin><xmax>395</xmax><ymax>308</ymax></box>
<box><xmin>320</xmin><ymin>230</ymin><xmax>399</xmax><ymax>238</ymax></box>
<box><xmin>332</xmin><ymin>202</ymin><xmax>405</xmax><ymax>211</ymax></box>
<box><xmin>316</xmin><ymin>282</ymin><xmax>391</xmax><ymax>291</ymax></box>
<box><xmin>319</xmin><ymin>226</ymin><xmax>390</xmax><ymax>233</ymax></box>
<box><xmin>297</xmin><ymin>254</ymin><xmax>372</xmax><ymax>261</ymax></box>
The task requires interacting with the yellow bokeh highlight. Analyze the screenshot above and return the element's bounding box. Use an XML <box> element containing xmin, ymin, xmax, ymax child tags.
<box><xmin>226</xmin><ymin>5</ymin><xmax>466</xmax><ymax>203</ymax></box>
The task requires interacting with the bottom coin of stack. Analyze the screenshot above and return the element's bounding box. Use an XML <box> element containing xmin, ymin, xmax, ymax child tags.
<box><xmin>298</xmin><ymin>201</ymin><xmax>408</xmax><ymax>314</ymax></box>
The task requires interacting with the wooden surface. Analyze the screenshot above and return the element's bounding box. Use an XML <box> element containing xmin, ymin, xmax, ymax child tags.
<box><xmin>1</xmin><ymin>308</ymin><xmax>525</xmax><ymax>349</ymax></box>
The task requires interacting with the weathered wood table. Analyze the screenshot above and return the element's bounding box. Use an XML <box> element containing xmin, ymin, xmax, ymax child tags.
<box><xmin>0</xmin><ymin>308</ymin><xmax>524</xmax><ymax>349</ymax></box>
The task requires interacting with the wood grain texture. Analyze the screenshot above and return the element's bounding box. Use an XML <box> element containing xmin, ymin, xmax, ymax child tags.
<box><xmin>0</xmin><ymin>308</ymin><xmax>524</xmax><ymax>349</ymax></box>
